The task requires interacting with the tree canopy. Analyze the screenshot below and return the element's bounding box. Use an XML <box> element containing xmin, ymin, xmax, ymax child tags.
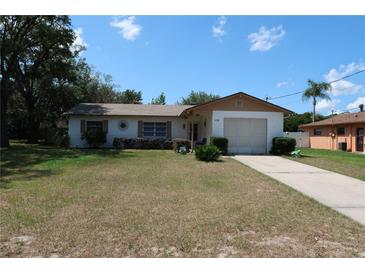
<box><xmin>284</xmin><ymin>112</ymin><xmax>326</xmax><ymax>132</ymax></box>
<box><xmin>151</xmin><ymin>92</ymin><xmax>166</xmax><ymax>105</ymax></box>
<box><xmin>180</xmin><ymin>91</ymin><xmax>220</xmax><ymax>105</ymax></box>
<box><xmin>1</xmin><ymin>16</ymin><xmax>80</xmax><ymax>144</ymax></box>
<box><xmin>118</xmin><ymin>89</ymin><xmax>143</xmax><ymax>104</ymax></box>
<box><xmin>1</xmin><ymin>16</ymin><xmax>144</xmax><ymax>145</ymax></box>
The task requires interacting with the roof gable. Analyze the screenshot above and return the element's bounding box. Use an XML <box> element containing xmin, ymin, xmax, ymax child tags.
<box><xmin>181</xmin><ymin>92</ymin><xmax>293</xmax><ymax>115</ymax></box>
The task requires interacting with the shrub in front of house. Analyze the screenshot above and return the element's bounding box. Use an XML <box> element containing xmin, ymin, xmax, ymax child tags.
<box><xmin>270</xmin><ymin>137</ymin><xmax>296</xmax><ymax>155</ymax></box>
<box><xmin>172</xmin><ymin>138</ymin><xmax>191</xmax><ymax>152</ymax></box>
<box><xmin>82</xmin><ymin>130</ymin><xmax>107</xmax><ymax>148</ymax></box>
<box><xmin>112</xmin><ymin>138</ymin><xmax>124</xmax><ymax>149</ymax></box>
<box><xmin>195</xmin><ymin>145</ymin><xmax>221</xmax><ymax>162</ymax></box>
<box><xmin>112</xmin><ymin>138</ymin><xmax>173</xmax><ymax>149</ymax></box>
<box><xmin>57</xmin><ymin>128</ymin><xmax>70</xmax><ymax>148</ymax></box>
<box><xmin>210</xmin><ymin>137</ymin><xmax>228</xmax><ymax>155</ymax></box>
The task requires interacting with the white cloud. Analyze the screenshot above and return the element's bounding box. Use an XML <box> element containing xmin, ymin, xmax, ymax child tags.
<box><xmin>71</xmin><ymin>27</ymin><xmax>87</xmax><ymax>53</ymax></box>
<box><xmin>248</xmin><ymin>25</ymin><xmax>285</xmax><ymax>52</ymax></box>
<box><xmin>212</xmin><ymin>16</ymin><xmax>227</xmax><ymax>38</ymax></box>
<box><xmin>316</xmin><ymin>98</ymin><xmax>340</xmax><ymax>113</ymax></box>
<box><xmin>110</xmin><ymin>16</ymin><xmax>142</xmax><ymax>41</ymax></box>
<box><xmin>324</xmin><ymin>61</ymin><xmax>365</xmax><ymax>96</ymax></box>
<box><xmin>347</xmin><ymin>97</ymin><xmax>365</xmax><ymax>110</ymax></box>
<box><xmin>276</xmin><ymin>81</ymin><xmax>288</xmax><ymax>88</ymax></box>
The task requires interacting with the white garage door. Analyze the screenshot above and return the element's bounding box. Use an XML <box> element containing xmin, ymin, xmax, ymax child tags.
<box><xmin>224</xmin><ymin>118</ymin><xmax>267</xmax><ymax>154</ymax></box>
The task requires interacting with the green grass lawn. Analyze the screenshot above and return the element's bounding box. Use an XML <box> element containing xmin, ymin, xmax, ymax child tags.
<box><xmin>284</xmin><ymin>148</ymin><xmax>365</xmax><ymax>181</ymax></box>
<box><xmin>1</xmin><ymin>143</ymin><xmax>365</xmax><ymax>257</ymax></box>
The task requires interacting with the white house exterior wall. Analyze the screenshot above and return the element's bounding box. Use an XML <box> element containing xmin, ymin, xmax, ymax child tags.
<box><xmin>211</xmin><ymin>111</ymin><xmax>284</xmax><ymax>153</ymax></box>
<box><xmin>69</xmin><ymin>116</ymin><xmax>188</xmax><ymax>148</ymax></box>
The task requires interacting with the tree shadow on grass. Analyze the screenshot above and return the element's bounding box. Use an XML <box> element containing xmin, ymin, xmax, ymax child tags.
<box><xmin>0</xmin><ymin>169</ymin><xmax>56</xmax><ymax>189</ymax></box>
<box><xmin>0</xmin><ymin>143</ymin><xmax>136</xmax><ymax>189</ymax></box>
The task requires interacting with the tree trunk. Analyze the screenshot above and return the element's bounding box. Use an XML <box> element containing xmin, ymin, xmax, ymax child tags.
<box><xmin>312</xmin><ymin>97</ymin><xmax>316</xmax><ymax>123</ymax></box>
<box><xmin>26</xmin><ymin>110</ymin><xmax>40</xmax><ymax>144</ymax></box>
<box><xmin>0</xmin><ymin>78</ymin><xmax>10</xmax><ymax>147</ymax></box>
<box><xmin>0</xmin><ymin>37</ymin><xmax>10</xmax><ymax>147</ymax></box>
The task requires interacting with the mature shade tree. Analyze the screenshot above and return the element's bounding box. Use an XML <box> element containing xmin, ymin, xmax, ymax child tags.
<box><xmin>10</xmin><ymin>16</ymin><xmax>77</xmax><ymax>143</ymax></box>
<box><xmin>1</xmin><ymin>16</ymin><xmax>143</xmax><ymax>145</ymax></box>
<box><xmin>151</xmin><ymin>92</ymin><xmax>166</xmax><ymax>105</ymax></box>
<box><xmin>6</xmin><ymin>58</ymin><xmax>131</xmax><ymax>140</ymax></box>
<box><xmin>284</xmin><ymin>112</ymin><xmax>326</xmax><ymax>132</ymax></box>
<box><xmin>180</xmin><ymin>91</ymin><xmax>220</xmax><ymax>105</ymax></box>
<box><xmin>302</xmin><ymin>80</ymin><xmax>332</xmax><ymax>123</ymax></box>
<box><xmin>0</xmin><ymin>16</ymin><xmax>80</xmax><ymax>144</ymax></box>
<box><xmin>0</xmin><ymin>16</ymin><xmax>41</xmax><ymax>147</ymax></box>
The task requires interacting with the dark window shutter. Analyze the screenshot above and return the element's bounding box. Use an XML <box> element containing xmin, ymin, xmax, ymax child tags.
<box><xmin>80</xmin><ymin>120</ymin><xmax>86</xmax><ymax>133</ymax></box>
<box><xmin>138</xmin><ymin>120</ymin><xmax>143</xmax><ymax>137</ymax></box>
<box><xmin>103</xmin><ymin>120</ymin><xmax>108</xmax><ymax>133</ymax></box>
<box><xmin>166</xmin><ymin>121</ymin><xmax>172</xmax><ymax>139</ymax></box>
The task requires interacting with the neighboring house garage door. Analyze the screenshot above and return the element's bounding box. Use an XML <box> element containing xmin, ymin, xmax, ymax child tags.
<box><xmin>224</xmin><ymin>118</ymin><xmax>267</xmax><ymax>154</ymax></box>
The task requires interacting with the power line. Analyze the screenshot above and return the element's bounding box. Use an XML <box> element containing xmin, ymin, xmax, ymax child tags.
<box><xmin>284</xmin><ymin>106</ymin><xmax>362</xmax><ymax>118</ymax></box>
<box><xmin>331</xmin><ymin>106</ymin><xmax>362</xmax><ymax>114</ymax></box>
<box><xmin>267</xmin><ymin>69</ymin><xmax>365</xmax><ymax>101</ymax></box>
<box><xmin>286</xmin><ymin>106</ymin><xmax>360</xmax><ymax>115</ymax></box>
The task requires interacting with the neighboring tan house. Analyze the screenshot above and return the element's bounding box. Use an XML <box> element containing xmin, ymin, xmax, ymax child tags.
<box><xmin>299</xmin><ymin>111</ymin><xmax>365</xmax><ymax>153</ymax></box>
<box><xmin>65</xmin><ymin>92</ymin><xmax>292</xmax><ymax>154</ymax></box>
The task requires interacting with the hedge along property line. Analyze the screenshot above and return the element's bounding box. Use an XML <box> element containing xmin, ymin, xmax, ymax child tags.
<box><xmin>113</xmin><ymin>138</ymin><xmax>173</xmax><ymax>149</ymax></box>
<box><xmin>271</xmin><ymin>137</ymin><xmax>296</xmax><ymax>155</ymax></box>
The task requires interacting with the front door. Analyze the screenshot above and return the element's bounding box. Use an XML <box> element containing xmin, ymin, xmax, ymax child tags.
<box><xmin>356</xmin><ymin>128</ymin><xmax>364</xmax><ymax>152</ymax></box>
<box><xmin>189</xmin><ymin>123</ymin><xmax>198</xmax><ymax>141</ymax></box>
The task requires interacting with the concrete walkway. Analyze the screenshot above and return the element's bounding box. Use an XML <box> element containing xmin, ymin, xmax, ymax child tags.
<box><xmin>232</xmin><ymin>155</ymin><xmax>365</xmax><ymax>226</ymax></box>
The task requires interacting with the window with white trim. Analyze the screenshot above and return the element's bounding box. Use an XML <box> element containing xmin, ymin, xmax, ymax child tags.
<box><xmin>143</xmin><ymin>122</ymin><xmax>167</xmax><ymax>137</ymax></box>
<box><xmin>86</xmin><ymin>121</ymin><xmax>103</xmax><ymax>132</ymax></box>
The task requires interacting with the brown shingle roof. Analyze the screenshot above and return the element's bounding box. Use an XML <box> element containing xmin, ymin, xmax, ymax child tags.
<box><xmin>64</xmin><ymin>103</ymin><xmax>194</xmax><ymax>117</ymax></box>
<box><xmin>299</xmin><ymin>111</ymin><xmax>365</xmax><ymax>127</ymax></box>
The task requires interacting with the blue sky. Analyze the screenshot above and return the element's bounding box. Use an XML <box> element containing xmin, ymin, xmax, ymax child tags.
<box><xmin>71</xmin><ymin>16</ymin><xmax>365</xmax><ymax>114</ymax></box>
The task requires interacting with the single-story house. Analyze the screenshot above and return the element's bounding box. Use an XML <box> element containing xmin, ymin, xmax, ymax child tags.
<box><xmin>299</xmin><ymin>111</ymin><xmax>365</xmax><ymax>153</ymax></box>
<box><xmin>65</xmin><ymin>92</ymin><xmax>292</xmax><ymax>154</ymax></box>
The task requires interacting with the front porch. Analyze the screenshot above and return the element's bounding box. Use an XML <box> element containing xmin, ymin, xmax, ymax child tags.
<box><xmin>183</xmin><ymin>109</ymin><xmax>213</xmax><ymax>149</ymax></box>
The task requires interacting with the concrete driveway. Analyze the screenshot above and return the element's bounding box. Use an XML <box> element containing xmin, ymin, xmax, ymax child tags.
<box><xmin>232</xmin><ymin>155</ymin><xmax>365</xmax><ymax>226</ymax></box>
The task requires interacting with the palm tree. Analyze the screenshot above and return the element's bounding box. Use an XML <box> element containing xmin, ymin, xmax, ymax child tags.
<box><xmin>302</xmin><ymin>80</ymin><xmax>332</xmax><ymax>122</ymax></box>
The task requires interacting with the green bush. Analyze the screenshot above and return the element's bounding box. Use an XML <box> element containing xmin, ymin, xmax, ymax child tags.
<box><xmin>112</xmin><ymin>138</ymin><xmax>173</xmax><ymax>149</ymax></box>
<box><xmin>195</xmin><ymin>145</ymin><xmax>221</xmax><ymax>162</ymax></box>
<box><xmin>57</xmin><ymin>129</ymin><xmax>70</xmax><ymax>148</ymax></box>
<box><xmin>271</xmin><ymin>137</ymin><xmax>296</xmax><ymax>155</ymax></box>
<box><xmin>81</xmin><ymin>130</ymin><xmax>107</xmax><ymax>148</ymax></box>
<box><xmin>172</xmin><ymin>138</ymin><xmax>191</xmax><ymax>152</ymax></box>
<box><xmin>210</xmin><ymin>137</ymin><xmax>228</xmax><ymax>155</ymax></box>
